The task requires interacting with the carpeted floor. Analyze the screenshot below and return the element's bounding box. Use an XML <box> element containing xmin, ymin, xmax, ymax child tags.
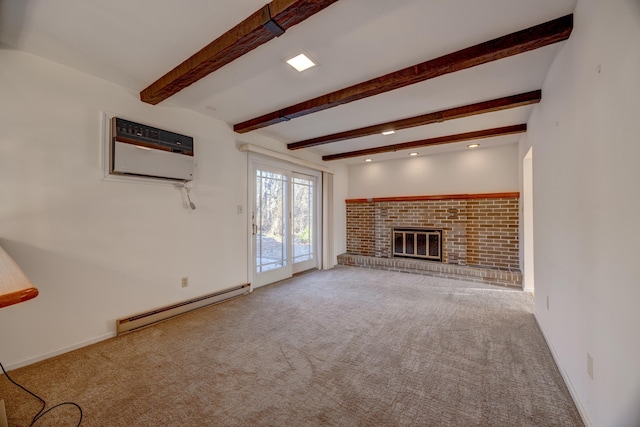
<box><xmin>0</xmin><ymin>266</ymin><xmax>583</xmax><ymax>426</ymax></box>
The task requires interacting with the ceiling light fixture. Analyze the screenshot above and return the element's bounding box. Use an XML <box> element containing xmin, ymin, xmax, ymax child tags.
<box><xmin>286</xmin><ymin>53</ymin><xmax>316</xmax><ymax>72</ymax></box>
<box><xmin>364</xmin><ymin>158</ymin><xmax>373</xmax><ymax>162</ymax></box>
<box><xmin>467</xmin><ymin>143</ymin><xmax>480</xmax><ymax>148</ymax></box>
<box><xmin>409</xmin><ymin>152</ymin><xmax>419</xmax><ymax>156</ymax></box>
<box><xmin>382</xmin><ymin>130</ymin><xmax>395</xmax><ymax>135</ymax></box>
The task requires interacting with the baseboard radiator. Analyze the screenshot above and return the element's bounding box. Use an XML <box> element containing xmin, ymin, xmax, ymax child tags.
<box><xmin>116</xmin><ymin>283</ymin><xmax>250</xmax><ymax>335</ymax></box>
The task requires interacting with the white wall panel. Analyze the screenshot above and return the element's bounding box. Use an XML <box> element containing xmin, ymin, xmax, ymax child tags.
<box><xmin>348</xmin><ymin>144</ymin><xmax>518</xmax><ymax>199</ymax></box>
<box><xmin>523</xmin><ymin>1</ymin><xmax>640</xmax><ymax>425</ymax></box>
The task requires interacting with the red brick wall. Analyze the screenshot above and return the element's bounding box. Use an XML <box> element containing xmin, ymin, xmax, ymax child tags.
<box><xmin>346</xmin><ymin>202</ymin><xmax>375</xmax><ymax>256</ymax></box>
<box><xmin>466</xmin><ymin>198</ymin><xmax>519</xmax><ymax>269</ymax></box>
<box><xmin>345</xmin><ymin>195</ymin><xmax>519</xmax><ymax>270</ymax></box>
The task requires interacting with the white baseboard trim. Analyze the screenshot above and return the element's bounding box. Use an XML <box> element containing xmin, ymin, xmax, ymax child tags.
<box><xmin>4</xmin><ymin>332</ymin><xmax>116</xmax><ymax>371</ymax></box>
<box><xmin>534</xmin><ymin>314</ymin><xmax>593</xmax><ymax>427</ymax></box>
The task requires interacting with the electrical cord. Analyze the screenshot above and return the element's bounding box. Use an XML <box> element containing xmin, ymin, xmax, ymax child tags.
<box><xmin>182</xmin><ymin>181</ymin><xmax>196</xmax><ymax>210</ymax></box>
<box><xmin>0</xmin><ymin>361</ymin><xmax>82</xmax><ymax>426</ymax></box>
<box><xmin>186</xmin><ymin>186</ymin><xmax>196</xmax><ymax>210</ymax></box>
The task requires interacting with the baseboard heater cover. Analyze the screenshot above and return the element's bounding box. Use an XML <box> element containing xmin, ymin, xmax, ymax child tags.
<box><xmin>116</xmin><ymin>283</ymin><xmax>250</xmax><ymax>335</ymax></box>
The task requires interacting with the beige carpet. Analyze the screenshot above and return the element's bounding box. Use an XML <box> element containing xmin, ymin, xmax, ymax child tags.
<box><xmin>0</xmin><ymin>266</ymin><xmax>583</xmax><ymax>426</ymax></box>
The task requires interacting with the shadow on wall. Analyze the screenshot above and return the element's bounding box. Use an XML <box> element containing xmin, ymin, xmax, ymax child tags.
<box><xmin>0</xmin><ymin>0</ymin><xmax>29</xmax><ymax>47</ymax></box>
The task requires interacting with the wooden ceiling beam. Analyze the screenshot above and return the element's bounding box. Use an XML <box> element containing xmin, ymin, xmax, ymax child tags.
<box><xmin>288</xmin><ymin>90</ymin><xmax>541</xmax><ymax>150</ymax></box>
<box><xmin>140</xmin><ymin>0</ymin><xmax>339</xmax><ymax>105</ymax></box>
<box><xmin>322</xmin><ymin>124</ymin><xmax>527</xmax><ymax>161</ymax></box>
<box><xmin>234</xmin><ymin>14</ymin><xmax>572</xmax><ymax>133</ymax></box>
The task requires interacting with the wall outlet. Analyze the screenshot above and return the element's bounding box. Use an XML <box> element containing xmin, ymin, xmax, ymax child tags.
<box><xmin>587</xmin><ymin>353</ymin><xmax>594</xmax><ymax>379</ymax></box>
<box><xmin>546</xmin><ymin>295</ymin><xmax>550</xmax><ymax>310</ymax></box>
<box><xmin>181</xmin><ymin>277</ymin><xmax>189</xmax><ymax>288</ymax></box>
<box><xmin>237</xmin><ymin>205</ymin><xmax>243</xmax><ymax>214</ymax></box>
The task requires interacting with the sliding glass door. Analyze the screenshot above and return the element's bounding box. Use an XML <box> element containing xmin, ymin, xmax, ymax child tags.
<box><xmin>250</xmin><ymin>159</ymin><xmax>319</xmax><ymax>288</ymax></box>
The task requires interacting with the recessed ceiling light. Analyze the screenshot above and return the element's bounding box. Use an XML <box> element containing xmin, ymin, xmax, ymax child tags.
<box><xmin>409</xmin><ymin>152</ymin><xmax>419</xmax><ymax>156</ymax></box>
<box><xmin>467</xmin><ymin>143</ymin><xmax>480</xmax><ymax>148</ymax></box>
<box><xmin>382</xmin><ymin>130</ymin><xmax>395</xmax><ymax>135</ymax></box>
<box><xmin>286</xmin><ymin>53</ymin><xmax>316</xmax><ymax>72</ymax></box>
<box><xmin>364</xmin><ymin>158</ymin><xmax>373</xmax><ymax>162</ymax></box>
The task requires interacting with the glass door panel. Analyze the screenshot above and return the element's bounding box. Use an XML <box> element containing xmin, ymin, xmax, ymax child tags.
<box><xmin>253</xmin><ymin>166</ymin><xmax>291</xmax><ymax>287</ymax></box>
<box><xmin>292</xmin><ymin>174</ymin><xmax>316</xmax><ymax>273</ymax></box>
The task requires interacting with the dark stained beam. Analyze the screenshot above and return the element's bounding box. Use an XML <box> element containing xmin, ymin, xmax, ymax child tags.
<box><xmin>140</xmin><ymin>0</ymin><xmax>339</xmax><ymax>105</ymax></box>
<box><xmin>288</xmin><ymin>90</ymin><xmax>541</xmax><ymax>150</ymax></box>
<box><xmin>322</xmin><ymin>124</ymin><xmax>527</xmax><ymax>161</ymax></box>
<box><xmin>234</xmin><ymin>14</ymin><xmax>572</xmax><ymax>133</ymax></box>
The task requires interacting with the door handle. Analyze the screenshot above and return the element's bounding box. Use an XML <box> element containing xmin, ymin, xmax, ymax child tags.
<box><xmin>251</xmin><ymin>212</ymin><xmax>257</xmax><ymax>235</ymax></box>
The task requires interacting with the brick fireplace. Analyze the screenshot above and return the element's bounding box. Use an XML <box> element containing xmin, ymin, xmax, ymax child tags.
<box><xmin>338</xmin><ymin>193</ymin><xmax>523</xmax><ymax>287</ymax></box>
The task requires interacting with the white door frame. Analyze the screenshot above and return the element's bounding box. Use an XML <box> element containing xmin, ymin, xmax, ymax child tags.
<box><xmin>523</xmin><ymin>147</ymin><xmax>535</xmax><ymax>292</ymax></box>
<box><xmin>248</xmin><ymin>154</ymin><xmax>322</xmax><ymax>289</ymax></box>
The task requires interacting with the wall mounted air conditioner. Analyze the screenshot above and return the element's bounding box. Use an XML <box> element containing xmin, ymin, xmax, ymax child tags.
<box><xmin>109</xmin><ymin>117</ymin><xmax>194</xmax><ymax>181</ymax></box>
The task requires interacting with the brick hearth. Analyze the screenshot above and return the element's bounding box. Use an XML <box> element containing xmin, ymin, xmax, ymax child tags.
<box><xmin>338</xmin><ymin>253</ymin><xmax>522</xmax><ymax>288</ymax></box>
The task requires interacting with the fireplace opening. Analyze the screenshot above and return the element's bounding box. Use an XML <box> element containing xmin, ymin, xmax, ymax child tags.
<box><xmin>393</xmin><ymin>228</ymin><xmax>442</xmax><ymax>262</ymax></box>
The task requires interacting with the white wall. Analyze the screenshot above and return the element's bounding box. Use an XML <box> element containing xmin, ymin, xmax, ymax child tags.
<box><xmin>348</xmin><ymin>144</ymin><xmax>518</xmax><ymax>199</ymax></box>
<box><xmin>0</xmin><ymin>48</ymin><xmax>347</xmax><ymax>368</ymax></box>
<box><xmin>332</xmin><ymin>167</ymin><xmax>348</xmax><ymax>258</ymax></box>
<box><xmin>522</xmin><ymin>0</ymin><xmax>640</xmax><ymax>425</ymax></box>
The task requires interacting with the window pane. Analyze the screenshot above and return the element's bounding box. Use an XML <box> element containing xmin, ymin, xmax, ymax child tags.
<box><xmin>256</xmin><ymin>170</ymin><xmax>287</xmax><ymax>273</ymax></box>
<box><xmin>292</xmin><ymin>176</ymin><xmax>314</xmax><ymax>264</ymax></box>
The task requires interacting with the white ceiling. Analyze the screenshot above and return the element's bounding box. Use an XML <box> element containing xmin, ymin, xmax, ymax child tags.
<box><xmin>0</xmin><ymin>0</ymin><xmax>576</xmax><ymax>164</ymax></box>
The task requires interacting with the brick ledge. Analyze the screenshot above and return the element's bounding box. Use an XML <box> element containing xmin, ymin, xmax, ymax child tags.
<box><xmin>346</xmin><ymin>192</ymin><xmax>519</xmax><ymax>204</ymax></box>
<box><xmin>337</xmin><ymin>253</ymin><xmax>522</xmax><ymax>289</ymax></box>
